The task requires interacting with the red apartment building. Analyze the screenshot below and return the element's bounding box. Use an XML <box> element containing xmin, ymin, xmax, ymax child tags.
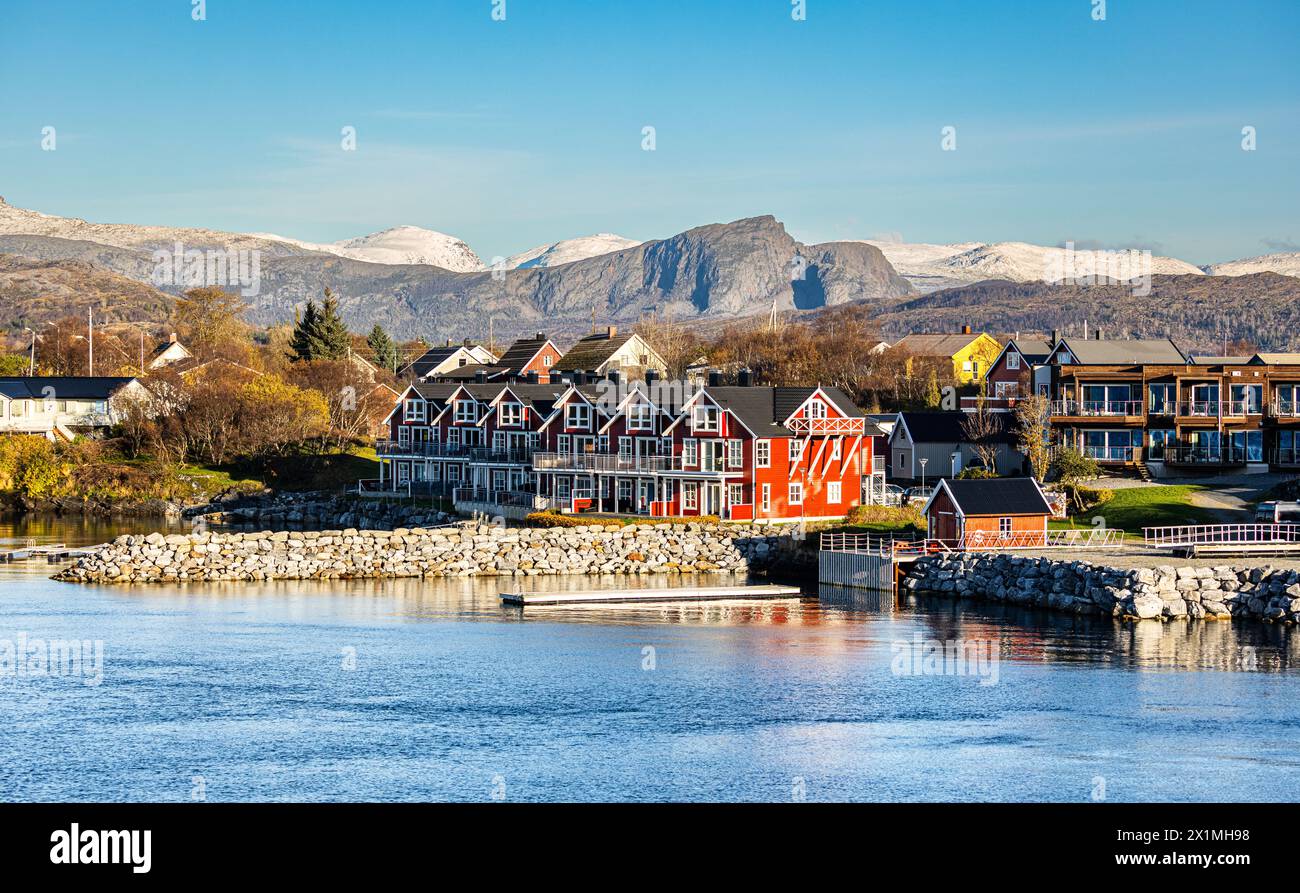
<box><xmin>374</xmin><ymin>376</ymin><xmax>887</xmax><ymax>521</ymax></box>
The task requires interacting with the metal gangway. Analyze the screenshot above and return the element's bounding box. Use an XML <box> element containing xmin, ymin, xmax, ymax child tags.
<box><xmin>1143</xmin><ymin>523</ymin><xmax>1300</xmax><ymax>557</ymax></box>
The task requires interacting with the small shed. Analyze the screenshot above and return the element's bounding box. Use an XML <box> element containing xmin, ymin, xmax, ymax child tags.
<box><xmin>922</xmin><ymin>477</ymin><xmax>1053</xmax><ymax>549</ymax></box>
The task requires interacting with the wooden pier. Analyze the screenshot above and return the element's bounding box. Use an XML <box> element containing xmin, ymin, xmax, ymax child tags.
<box><xmin>501</xmin><ymin>583</ymin><xmax>803</xmax><ymax>607</ymax></box>
<box><xmin>0</xmin><ymin>543</ymin><xmax>103</xmax><ymax>563</ymax></box>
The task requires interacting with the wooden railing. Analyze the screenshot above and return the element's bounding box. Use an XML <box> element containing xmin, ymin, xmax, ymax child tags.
<box><xmin>787</xmin><ymin>417</ymin><xmax>866</xmax><ymax>435</ymax></box>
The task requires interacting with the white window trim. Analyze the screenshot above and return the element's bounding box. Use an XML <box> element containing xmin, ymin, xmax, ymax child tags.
<box><xmin>789</xmin><ymin>482</ymin><xmax>803</xmax><ymax>506</ymax></box>
<box><xmin>761</xmin><ymin>484</ymin><xmax>771</xmax><ymax>512</ymax></box>
<box><xmin>756</xmin><ymin>439</ymin><xmax>770</xmax><ymax>468</ymax></box>
<box><xmin>828</xmin><ymin>481</ymin><xmax>841</xmax><ymax>504</ymax></box>
<box><xmin>404</xmin><ymin>399</ymin><xmax>426</xmax><ymax>422</ymax></box>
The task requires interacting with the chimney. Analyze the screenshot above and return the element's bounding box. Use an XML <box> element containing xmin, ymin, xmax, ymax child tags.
<box><xmin>535</xmin><ymin>332</ymin><xmax>546</xmax><ymax>341</ymax></box>
<box><xmin>738</xmin><ymin>368</ymin><xmax>753</xmax><ymax>387</ymax></box>
<box><xmin>445</xmin><ymin>338</ymin><xmax>453</xmax><ymax>347</ymax></box>
<box><xmin>645</xmin><ymin>369</ymin><xmax>659</xmax><ymax>387</ymax></box>
<box><xmin>1051</xmin><ymin>329</ymin><xmax>1060</xmax><ymax>344</ymax></box>
<box><xmin>463</xmin><ymin>338</ymin><xmax>472</xmax><ymax>347</ymax></box>
<box><xmin>526</xmin><ymin>370</ymin><xmax>539</xmax><ymax>384</ymax></box>
<box><xmin>607</xmin><ymin>370</ymin><xmax>621</xmax><ymax>387</ymax></box>
<box><xmin>1095</xmin><ymin>329</ymin><xmax>1104</xmax><ymax>341</ymax></box>
<box><xmin>606</xmin><ymin>325</ymin><xmax>618</xmax><ymax>339</ymax></box>
<box><xmin>707</xmin><ymin>370</ymin><xmax>722</xmax><ymax>387</ymax></box>
<box><xmin>474</xmin><ymin>369</ymin><xmax>488</xmax><ymax>383</ymax></box>
<box><xmin>169</xmin><ymin>332</ymin><xmax>178</xmax><ymax>344</ymax></box>
<box><xmin>575</xmin><ymin>371</ymin><xmax>586</xmax><ymax>386</ymax></box>
<box><xmin>961</xmin><ymin>324</ymin><xmax>972</xmax><ymax>335</ymax></box>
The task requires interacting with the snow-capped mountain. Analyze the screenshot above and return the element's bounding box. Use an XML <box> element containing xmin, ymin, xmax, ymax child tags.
<box><xmin>504</xmin><ymin>233</ymin><xmax>642</xmax><ymax>269</ymax></box>
<box><xmin>0</xmin><ymin>196</ymin><xmax>484</xmax><ymax>272</ymax></box>
<box><xmin>1204</xmin><ymin>252</ymin><xmax>1300</xmax><ymax>278</ymax></box>
<box><xmin>861</xmin><ymin>239</ymin><xmax>1205</xmax><ymax>291</ymax></box>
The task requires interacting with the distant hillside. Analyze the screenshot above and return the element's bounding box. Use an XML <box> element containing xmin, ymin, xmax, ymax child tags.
<box><xmin>873</xmin><ymin>273</ymin><xmax>1300</xmax><ymax>353</ymax></box>
<box><xmin>0</xmin><ymin>254</ymin><xmax>175</xmax><ymax>333</ymax></box>
<box><xmin>0</xmin><ymin>216</ymin><xmax>915</xmax><ymax>340</ymax></box>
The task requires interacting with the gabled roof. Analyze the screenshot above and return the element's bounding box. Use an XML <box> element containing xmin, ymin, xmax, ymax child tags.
<box><xmin>553</xmin><ymin>331</ymin><xmax>637</xmax><ymax>372</ymax></box>
<box><xmin>698</xmin><ymin>386</ymin><xmax>877</xmax><ymax>437</ymax></box>
<box><xmin>925</xmin><ymin>477</ymin><xmax>1052</xmax><ymax>517</ymax></box>
<box><xmin>400</xmin><ymin>345</ymin><xmax>462</xmax><ymax>378</ymax></box>
<box><xmin>0</xmin><ymin>376</ymin><xmax>139</xmax><ymax>400</ymax></box>
<box><xmin>1250</xmin><ymin>352</ymin><xmax>1300</xmax><ymax>365</ymax></box>
<box><xmin>1002</xmin><ymin>338</ymin><xmax>1053</xmax><ymax>364</ymax></box>
<box><xmin>1054</xmin><ymin>337</ymin><xmax>1186</xmax><ymax>365</ymax></box>
<box><xmin>893</xmin><ymin>332</ymin><xmax>989</xmax><ymax>357</ymax></box>
<box><xmin>1187</xmin><ymin>355</ymin><xmax>1252</xmax><ymax>366</ymax></box>
<box><xmin>495</xmin><ymin>334</ymin><xmax>556</xmax><ymax>374</ymax></box>
<box><xmin>895</xmin><ymin>411</ymin><xmax>1016</xmax><ymax>445</ymax></box>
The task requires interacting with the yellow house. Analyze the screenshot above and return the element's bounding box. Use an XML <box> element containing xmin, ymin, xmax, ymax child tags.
<box><xmin>893</xmin><ymin>327</ymin><xmax>1003</xmax><ymax>385</ymax></box>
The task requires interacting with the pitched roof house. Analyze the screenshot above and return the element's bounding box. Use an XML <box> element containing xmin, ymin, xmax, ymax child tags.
<box><xmin>888</xmin><ymin>410</ymin><xmax>1023</xmax><ymax>481</ymax></box>
<box><xmin>922</xmin><ymin>477</ymin><xmax>1054</xmax><ymax>548</ymax></box>
<box><xmin>147</xmin><ymin>334</ymin><xmax>193</xmax><ymax>369</ymax></box>
<box><xmin>553</xmin><ymin>326</ymin><xmax>666</xmax><ymax>379</ymax></box>
<box><xmin>424</xmin><ymin>334</ymin><xmax>563</xmax><ymax>384</ymax></box>
<box><xmin>0</xmin><ymin>376</ymin><xmax>147</xmax><ymax>440</ymax></box>
<box><xmin>893</xmin><ymin>326</ymin><xmax>1003</xmax><ymax>384</ymax></box>
<box><xmin>400</xmin><ymin>341</ymin><xmax>499</xmax><ymax>380</ymax></box>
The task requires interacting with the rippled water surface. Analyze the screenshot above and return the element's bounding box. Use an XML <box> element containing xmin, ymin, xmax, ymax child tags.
<box><xmin>1</xmin><ymin>519</ymin><xmax>1298</xmax><ymax>802</ymax></box>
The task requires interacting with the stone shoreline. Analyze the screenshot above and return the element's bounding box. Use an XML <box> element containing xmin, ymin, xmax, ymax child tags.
<box><xmin>53</xmin><ymin>521</ymin><xmax>812</xmax><ymax>584</ymax></box>
<box><xmin>905</xmin><ymin>553</ymin><xmax>1300</xmax><ymax>624</ymax></box>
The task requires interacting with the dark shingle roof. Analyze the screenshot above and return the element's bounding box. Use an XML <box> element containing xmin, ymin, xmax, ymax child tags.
<box><xmin>898</xmin><ymin>411</ymin><xmax>1016</xmax><ymax>445</ymax></box>
<box><xmin>1057</xmin><ymin>337</ymin><xmax>1185</xmax><ymax>365</ymax></box>
<box><xmin>1006</xmin><ymin>339</ymin><xmax>1053</xmax><ymax>364</ymax></box>
<box><xmin>0</xmin><ymin>376</ymin><xmax>138</xmax><ymax>400</ymax></box>
<box><xmin>938</xmin><ymin>477</ymin><xmax>1052</xmax><ymax>516</ymax></box>
<box><xmin>553</xmin><ymin>331</ymin><xmax>635</xmax><ymax>372</ymax></box>
<box><xmin>705</xmin><ymin>386</ymin><xmax>869</xmax><ymax>436</ymax></box>
<box><xmin>401</xmin><ymin>346</ymin><xmax>460</xmax><ymax>378</ymax></box>
<box><xmin>495</xmin><ymin>335</ymin><xmax>552</xmax><ymax>373</ymax></box>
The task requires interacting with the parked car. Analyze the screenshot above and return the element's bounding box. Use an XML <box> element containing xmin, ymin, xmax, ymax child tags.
<box><xmin>1255</xmin><ymin>501</ymin><xmax>1300</xmax><ymax>523</ymax></box>
<box><xmin>880</xmin><ymin>484</ymin><xmax>906</xmax><ymax>506</ymax></box>
<box><xmin>903</xmin><ymin>486</ymin><xmax>933</xmax><ymax>506</ymax></box>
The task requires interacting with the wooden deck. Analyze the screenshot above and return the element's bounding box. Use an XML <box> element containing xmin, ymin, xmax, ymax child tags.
<box><xmin>501</xmin><ymin>583</ymin><xmax>803</xmax><ymax>607</ymax></box>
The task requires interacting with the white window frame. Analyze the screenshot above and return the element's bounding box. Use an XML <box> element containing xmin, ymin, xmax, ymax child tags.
<box><xmin>683</xmin><ymin>482</ymin><xmax>699</xmax><ymax>510</ymax></box>
<box><xmin>627</xmin><ymin>403</ymin><xmax>654</xmax><ymax>431</ymax></box>
<box><xmin>807</xmin><ymin>400</ymin><xmax>826</xmax><ymax>419</ymax></box>
<box><xmin>999</xmin><ymin>517</ymin><xmax>1013</xmax><ymax>536</ymax></box>
<box><xmin>728</xmin><ymin>439</ymin><xmax>743</xmax><ymax>468</ymax></box>
<box><xmin>1007</xmin><ymin>352</ymin><xmax>1020</xmax><ymax>370</ymax></box>
<box><xmin>728</xmin><ymin>483</ymin><xmax>744</xmax><ymax>507</ymax></box>
<box><xmin>761</xmin><ymin>484</ymin><xmax>771</xmax><ymax>512</ymax></box>
<box><xmin>454</xmin><ymin>400</ymin><xmax>476</xmax><ymax>424</ymax></box>
<box><xmin>404</xmin><ymin>398</ymin><xmax>426</xmax><ymax>422</ymax></box>
<box><xmin>828</xmin><ymin>481</ymin><xmax>841</xmax><ymax>504</ymax></box>
<box><xmin>789</xmin><ymin>439</ymin><xmax>804</xmax><ymax>463</ymax></box>
<box><xmin>789</xmin><ymin>482</ymin><xmax>803</xmax><ymax>506</ymax></box>
<box><xmin>565</xmin><ymin>402</ymin><xmax>591</xmax><ymax>430</ymax></box>
<box><xmin>499</xmin><ymin>402</ymin><xmax>523</xmax><ymax>427</ymax></box>
<box><xmin>557</xmin><ymin>434</ymin><xmax>571</xmax><ymax>453</ymax></box>
<box><xmin>692</xmin><ymin>405</ymin><xmax>721</xmax><ymax>433</ymax></box>
<box><xmin>830</xmin><ymin>439</ymin><xmax>841</xmax><ymax>461</ymax></box>
<box><xmin>756</xmin><ymin>439</ymin><xmax>770</xmax><ymax>468</ymax></box>
<box><xmin>683</xmin><ymin>439</ymin><xmax>698</xmax><ymax>466</ymax></box>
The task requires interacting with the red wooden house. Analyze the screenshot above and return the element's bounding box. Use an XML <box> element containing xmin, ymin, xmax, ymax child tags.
<box><xmin>921</xmin><ymin>477</ymin><xmax>1054</xmax><ymax>549</ymax></box>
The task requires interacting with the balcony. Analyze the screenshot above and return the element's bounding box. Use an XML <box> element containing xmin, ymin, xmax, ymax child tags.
<box><xmin>467</xmin><ymin>447</ymin><xmax>535</xmax><ymax>465</ymax></box>
<box><xmin>1051</xmin><ymin>400</ymin><xmax>1144</xmax><ymax>418</ymax></box>
<box><xmin>1163</xmin><ymin>447</ymin><xmax>1248</xmax><ymax>467</ymax></box>
<box><xmin>1082</xmin><ymin>445</ymin><xmax>1139</xmax><ymax>463</ymax></box>
<box><xmin>531</xmin><ymin>451</ymin><xmax>737</xmax><ymax>475</ymax></box>
<box><xmin>375</xmin><ymin>440</ymin><xmax>471</xmax><ymax>458</ymax></box>
<box><xmin>1270</xmin><ymin>400</ymin><xmax>1300</xmax><ymax>419</ymax></box>
<box><xmin>787</xmin><ymin>417</ymin><xmax>867</xmax><ymax>435</ymax></box>
<box><xmin>1176</xmin><ymin>401</ymin><xmax>1261</xmax><ymax>419</ymax></box>
<box><xmin>1272</xmin><ymin>449</ymin><xmax>1300</xmax><ymax>467</ymax></box>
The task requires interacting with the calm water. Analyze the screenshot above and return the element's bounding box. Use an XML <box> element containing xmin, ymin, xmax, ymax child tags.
<box><xmin>1</xmin><ymin>518</ymin><xmax>1299</xmax><ymax>802</ymax></box>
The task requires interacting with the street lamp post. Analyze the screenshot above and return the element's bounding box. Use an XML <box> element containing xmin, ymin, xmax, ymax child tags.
<box><xmin>919</xmin><ymin>457</ymin><xmax>928</xmax><ymax>492</ymax></box>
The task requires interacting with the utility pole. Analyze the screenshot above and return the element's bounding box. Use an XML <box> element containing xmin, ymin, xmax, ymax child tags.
<box><xmin>25</xmin><ymin>328</ymin><xmax>35</xmax><ymax>376</ymax></box>
<box><xmin>87</xmin><ymin>306</ymin><xmax>94</xmax><ymax>376</ymax></box>
<box><xmin>139</xmin><ymin>330</ymin><xmax>145</xmax><ymax>376</ymax></box>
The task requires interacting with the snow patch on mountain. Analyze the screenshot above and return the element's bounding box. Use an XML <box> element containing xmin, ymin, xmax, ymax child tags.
<box><xmin>505</xmin><ymin>233</ymin><xmax>642</xmax><ymax>269</ymax></box>
<box><xmin>862</xmin><ymin>239</ymin><xmax>1204</xmax><ymax>291</ymax></box>
<box><xmin>1204</xmin><ymin>252</ymin><xmax>1300</xmax><ymax>278</ymax></box>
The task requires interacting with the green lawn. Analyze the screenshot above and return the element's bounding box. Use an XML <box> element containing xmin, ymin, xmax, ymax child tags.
<box><xmin>1050</xmin><ymin>484</ymin><xmax>1219</xmax><ymax>537</ymax></box>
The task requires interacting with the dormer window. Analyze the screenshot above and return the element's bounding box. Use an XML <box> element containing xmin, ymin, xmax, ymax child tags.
<box><xmin>454</xmin><ymin>400</ymin><xmax>477</xmax><ymax>424</ymax></box>
<box><xmin>499</xmin><ymin>402</ymin><xmax>523</xmax><ymax>427</ymax></box>
<box><xmin>806</xmin><ymin>400</ymin><xmax>826</xmax><ymax>419</ymax></box>
<box><xmin>627</xmin><ymin>403</ymin><xmax>654</xmax><ymax>431</ymax></box>
<box><xmin>404</xmin><ymin>398</ymin><xmax>426</xmax><ymax>422</ymax></box>
<box><xmin>692</xmin><ymin>405</ymin><xmax>721</xmax><ymax>432</ymax></box>
<box><xmin>565</xmin><ymin>403</ymin><xmax>591</xmax><ymax>429</ymax></box>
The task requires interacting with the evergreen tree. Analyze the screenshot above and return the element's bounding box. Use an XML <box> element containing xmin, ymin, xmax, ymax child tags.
<box><xmin>367</xmin><ymin>324</ymin><xmax>398</xmax><ymax>372</ymax></box>
<box><xmin>314</xmin><ymin>290</ymin><xmax>352</xmax><ymax>360</ymax></box>
<box><xmin>289</xmin><ymin>289</ymin><xmax>352</xmax><ymax>362</ymax></box>
<box><xmin>288</xmin><ymin>300</ymin><xmax>321</xmax><ymax>362</ymax></box>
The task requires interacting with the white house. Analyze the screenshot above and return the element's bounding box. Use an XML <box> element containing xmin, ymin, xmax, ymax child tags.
<box><xmin>0</xmin><ymin>376</ymin><xmax>149</xmax><ymax>440</ymax></box>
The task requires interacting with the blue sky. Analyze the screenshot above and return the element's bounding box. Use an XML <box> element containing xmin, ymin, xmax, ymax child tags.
<box><xmin>1</xmin><ymin>0</ymin><xmax>1297</xmax><ymax>263</ymax></box>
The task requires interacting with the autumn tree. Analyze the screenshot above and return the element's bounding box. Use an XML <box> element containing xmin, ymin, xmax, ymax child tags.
<box><xmin>1014</xmin><ymin>391</ymin><xmax>1053</xmax><ymax>481</ymax></box>
<box><xmin>960</xmin><ymin>391</ymin><xmax>1004</xmax><ymax>473</ymax></box>
<box><xmin>175</xmin><ymin>286</ymin><xmax>248</xmax><ymax>358</ymax></box>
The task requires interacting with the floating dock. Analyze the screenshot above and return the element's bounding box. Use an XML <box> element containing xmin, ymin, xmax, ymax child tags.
<box><xmin>501</xmin><ymin>583</ymin><xmax>803</xmax><ymax>607</ymax></box>
<box><xmin>0</xmin><ymin>543</ymin><xmax>103</xmax><ymax>563</ymax></box>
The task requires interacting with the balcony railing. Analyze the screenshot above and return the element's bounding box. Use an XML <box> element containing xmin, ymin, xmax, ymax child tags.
<box><xmin>1272</xmin><ymin>449</ymin><xmax>1300</xmax><ymax>466</ymax></box>
<box><xmin>1270</xmin><ymin>400</ymin><xmax>1300</xmax><ymax>418</ymax></box>
<box><xmin>531</xmin><ymin>451</ymin><xmax>738</xmax><ymax>474</ymax></box>
<box><xmin>467</xmin><ymin>447</ymin><xmax>535</xmax><ymax>464</ymax></box>
<box><xmin>1163</xmin><ymin>447</ymin><xmax>1248</xmax><ymax>465</ymax></box>
<box><xmin>1051</xmin><ymin>400</ymin><xmax>1144</xmax><ymax>417</ymax></box>
<box><xmin>376</xmin><ymin>439</ymin><xmax>472</xmax><ymax>458</ymax></box>
<box><xmin>787</xmin><ymin>417</ymin><xmax>866</xmax><ymax>435</ymax></box>
<box><xmin>1082</xmin><ymin>445</ymin><xmax>1139</xmax><ymax>462</ymax></box>
<box><xmin>1175</xmin><ymin>401</ymin><xmax>1262</xmax><ymax>418</ymax></box>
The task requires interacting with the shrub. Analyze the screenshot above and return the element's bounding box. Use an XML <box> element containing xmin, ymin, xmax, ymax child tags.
<box><xmin>1064</xmin><ymin>484</ymin><xmax>1113</xmax><ymax>513</ymax></box>
<box><xmin>523</xmin><ymin>511</ymin><xmax>721</xmax><ymax>528</ymax></box>
<box><xmin>956</xmin><ymin>466</ymin><xmax>997</xmax><ymax>480</ymax></box>
<box><xmin>843</xmin><ymin>503</ymin><xmax>925</xmax><ymax>531</ymax></box>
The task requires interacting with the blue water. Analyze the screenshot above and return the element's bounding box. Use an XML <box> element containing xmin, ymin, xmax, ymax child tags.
<box><xmin>1</xmin><ymin>522</ymin><xmax>1298</xmax><ymax>802</ymax></box>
